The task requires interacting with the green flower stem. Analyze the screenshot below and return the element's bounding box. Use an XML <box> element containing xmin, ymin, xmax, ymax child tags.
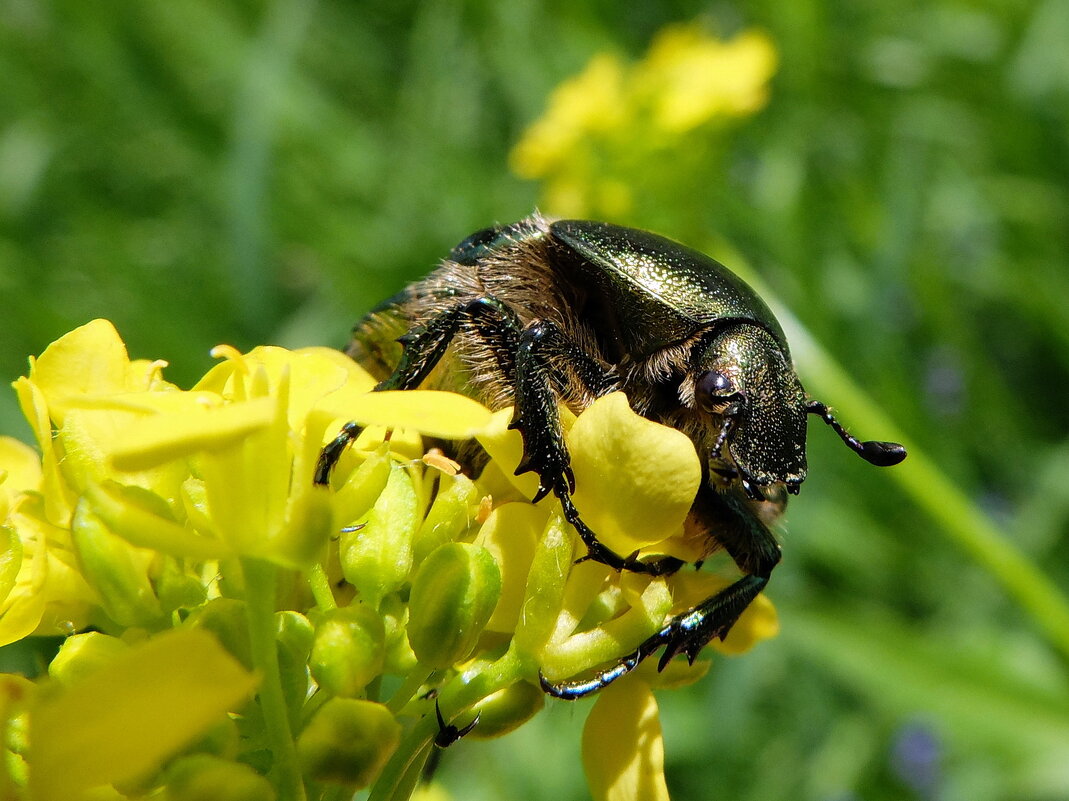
<box><xmin>388</xmin><ymin>740</ymin><xmax>435</xmax><ymax>801</ymax></box>
<box><xmin>0</xmin><ymin>684</ymin><xmax>18</xmax><ymax>801</ymax></box>
<box><xmin>371</xmin><ymin>650</ymin><xmax>525</xmax><ymax>801</ymax></box>
<box><xmin>765</xmin><ymin>289</ymin><xmax>1069</xmax><ymax>662</ymax></box>
<box><xmin>369</xmin><ymin>719</ymin><xmax>435</xmax><ymax>801</ymax></box>
<box><xmin>241</xmin><ymin>557</ymin><xmax>307</xmax><ymax>801</ymax></box>
<box><xmin>386</xmin><ymin>666</ymin><xmax>435</xmax><ymax>715</ymax></box>
<box><xmin>320</xmin><ymin>787</ymin><xmax>348</xmax><ymax>801</ymax></box>
<box><xmin>306</xmin><ymin>562</ymin><xmax>337</xmax><ymax>611</ymax></box>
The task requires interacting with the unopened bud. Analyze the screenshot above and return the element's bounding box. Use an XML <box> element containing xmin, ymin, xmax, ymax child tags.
<box><xmin>407</xmin><ymin>542</ymin><xmax>500</xmax><ymax>669</ymax></box>
<box><xmin>310</xmin><ymin>605</ymin><xmax>385</xmax><ymax>697</ymax></box>
<box><xmin>297</xmin><ymin>698</ymin><xmax>400</xmax><ymax>787</ymax></box>
<box><xmin>161</xmin><ymin>754</ymin><xmax>274</xmax><ymax>801</ymax></box>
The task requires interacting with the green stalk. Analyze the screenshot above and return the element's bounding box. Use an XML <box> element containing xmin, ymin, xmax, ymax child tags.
<box><xmin>386</xmin><ymin>666</ymin><xmax>435</xmax><ymax>715</ymax></box>
<box><xmin>306</xmin><ymin>562</ymin><xmax>338</xmax><ymax>611</ymax></box>
<box><xmin>242</xmin><ymin>557</ymin><xmax>307</xmax><ymax>801</ymax></box>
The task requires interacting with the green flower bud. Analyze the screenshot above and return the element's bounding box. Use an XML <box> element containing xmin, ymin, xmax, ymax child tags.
<box><xmin>187</xmin><ymin>598</ymin><xmax>251</xmax><ymax>670</ymax></box>
<box><xmin>187</xmin><ymin>717</ymin><xmax>241</xmax><ymax>760</ymax></box>
<box><xmin>332</xmin><ymin>448</ymin><xmax>391</xmax><ymax>524</ymax></box>
<box><xmin>512</xmin><ymin>512</ymin><xmax>573</xmax><ymax>668</ymax></box>
<box><xmin>297</xmin><ymin>698</ymin><xmax>400</xmax><ymax>787</ymax></box>
<box><xmin>408</xmin><ymin>542</ymin><xmax>501</xmax><ymax>669</ymax></box>
<box><xmin>275</xmin><ymin>610</ymin><xmax>314</xmax><ymax>662</ymax></box>
<box><xmin>380</xmin><ymin>594</ymin><xmax>418</xmax><ymax>675</ymax></box>
<box><xmin>157</xmin><ymin>556</ymin><xmax>208</xmax><ymax>613</ymax></box>
<box><xmin>273</xmin><ymin>481</ymin><xmax>334</xmax><ymax>568</ymax></box>
<box><xmin>71</xmin><ymin>497</ymin><xmax>162</xmax><ymax>627</ymax></box>
<box><xmin>161</xmin><ymin>754</ymin><xmax>274</xmax><ymax>801</ymax></box>
<box><xmin>48</xmin><ymin>631</ymin><xmax>129</xmax><ymax>686</ymax></box>
<box><xmin>340</xmin><ymin>465</ymin><xmax>418</xmax><ymax>607</ymax></box>
<box><xmin>412</xmin><ymin>473</ymin><xmax>479</xmax><ymax>565</ymax></box>
<box><xmin>276</xmin><ymin>611</ymin><xmax>314</xmax><ymax>722</ymax></box>
<box><xmin>309</xmin><ymin>605</ymin><xmax>385</xmax><ymax>697</ymax></box>
<box><xmin>466</xmin><ymin>680</ymin><xmax>544</xmax><ymax>740</ymax></box>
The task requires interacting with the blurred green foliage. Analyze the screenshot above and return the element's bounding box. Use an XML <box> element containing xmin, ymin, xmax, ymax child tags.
<box><xmin>2</xmin><ymin>1</ymin><xmax>1069</xmax><ymax>800</ymax></box>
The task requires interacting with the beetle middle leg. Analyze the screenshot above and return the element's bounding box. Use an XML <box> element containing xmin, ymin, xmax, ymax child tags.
<box><xmin>314</xmin><ymin>297</ymin><xmax>520</xmax><ymax>484</ymax></box>
<box><xmin>541</xmin><ymin>488</ymin><xmax>780</xmax><ymax>699</ymax></box>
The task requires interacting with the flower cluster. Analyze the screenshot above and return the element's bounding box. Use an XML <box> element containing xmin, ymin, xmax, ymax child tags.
<box><xmin>0</xmin><ymin>320</ymin><xmax>776</xmax><ymax>801</ymax></box>
<box><xmin>510</xmin><ymin>23</ymin><xmax>777</xmax><ymax>222</ymax></box>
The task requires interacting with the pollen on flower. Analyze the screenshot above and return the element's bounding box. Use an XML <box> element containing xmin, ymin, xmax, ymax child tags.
<box><xmin>422</xmin><ymin>449</ymin><xmax>462</xmax><ymax>476</ymax></box>
<box><xmin>475</xmin><ymin>494</ymin><xmax>494</xmax><ymax>524</ymax></box>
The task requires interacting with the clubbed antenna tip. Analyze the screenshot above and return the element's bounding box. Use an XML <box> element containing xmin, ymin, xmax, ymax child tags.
<box><xmin>807</xmin><ymin>401</ymin><xmax>906</xmax><ymax>467</ymax></box>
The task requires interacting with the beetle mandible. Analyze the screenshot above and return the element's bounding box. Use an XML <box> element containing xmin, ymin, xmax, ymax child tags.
<box><xmin>315</xmin><ymin>213</ymin><xmax>906</xmax><ymax>699</ymax></box>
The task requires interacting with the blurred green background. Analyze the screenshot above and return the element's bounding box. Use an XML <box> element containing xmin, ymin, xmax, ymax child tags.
<box><xmin>3</xmin><ymin>1</ymin><xmax>1069</xmax><ymax>799</ymax></box>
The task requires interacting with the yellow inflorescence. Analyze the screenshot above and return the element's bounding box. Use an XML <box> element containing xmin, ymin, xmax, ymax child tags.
<box><xmin>0</xmin><ymin>307</ymin><xmax>776</xmax><ymax>801</ymax></box>
<box><xmin>511</xmin><ymin>23</ymin><xmax>777</xmax><ymax>221</ymax></box>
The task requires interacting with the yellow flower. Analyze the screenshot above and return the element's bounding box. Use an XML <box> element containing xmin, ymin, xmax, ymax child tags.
<box><xmin>510</xmin><ymin>53</ymin><xmax>628</xmax><ymax>181</ymax></box>
<box><xmin>637</xmin><ymin>25</ymin><xmax>777</xmax><ymax>132</ymax></box>
<box><xmin>0</xmin><ymin>433</ymin><xmax>95</xmax><ymax>646</ymax></box>
<box><xmin>0</xmin><ymin>320</ymin><xmax>779</xmax><ymax>801</ymax></box>
<box><xmin>510</xmin><ymin>21</ymin><xmax>778</xmax><ymax>220</ymax></box>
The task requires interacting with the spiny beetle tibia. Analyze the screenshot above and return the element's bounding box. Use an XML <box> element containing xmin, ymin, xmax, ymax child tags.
<box><xmin>315</xmin><ymin>213</ymin><xmax>906</xmax><ymax>700</ymax></box>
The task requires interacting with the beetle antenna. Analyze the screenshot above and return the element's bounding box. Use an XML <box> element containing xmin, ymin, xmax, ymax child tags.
<box><xmin>807</xmin><ymin>401</ymin><xmax>906</xmax><ymax>467</ymax></box>
<box><xmin>711</xmin><ymin>411</ymin><xmax>736</xmax><ymax>456</ymax></box>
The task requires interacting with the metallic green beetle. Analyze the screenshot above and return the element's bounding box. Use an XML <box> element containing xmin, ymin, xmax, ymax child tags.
<box><xmin>316</xmin><ymin>213</ymin><xmax>905</xmax><ymax>699</ymax></box>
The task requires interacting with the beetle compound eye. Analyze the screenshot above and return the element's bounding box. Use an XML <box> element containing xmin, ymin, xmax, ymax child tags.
<box><xmin>699</xmin><ymin>370</ymin><xmax>733</xmax><ymax>396</ymax></box>
<box><xmin>696</xmin><ymin>370</ymin><xmax>739</xmax><ymax>410</ymax></box>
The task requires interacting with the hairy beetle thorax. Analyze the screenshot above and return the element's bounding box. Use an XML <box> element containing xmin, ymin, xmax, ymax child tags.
<box><xmin>382</xmin><ymin>221</ymin><xmax>609</xmax><ymax>411</ymax></box>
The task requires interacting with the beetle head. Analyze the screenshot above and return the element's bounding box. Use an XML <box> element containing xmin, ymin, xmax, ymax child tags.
<box><xmin>692</xmin><ymin>323</ymin><xmax>908</xmax><ymax>499</ymax></box>
<box><xmin>693</xmin><ymin>323</ymin><xmax>809</xmax><ymax>497</ymax></box>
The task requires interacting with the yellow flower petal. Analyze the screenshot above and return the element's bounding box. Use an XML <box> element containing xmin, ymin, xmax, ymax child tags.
<box><xmin>475</xmin><ymin>409</ymin><xmax>542</xmax><ymax>501</ymax></box>
<box><xmin>13</xmin><ymin>376</ymin><xmax>75</xmax><ymax>525</ymax></box>
<box><xmin>0</xmin><ymin>437</ymin><xmax>42</xmax><ymax>511</ymax></box>
<box><xmin>29</xmin><ymin>627</ymin><xmax>258</xmax><ymax>801</ymax></box>
<box><xmin>582</xmin><ymin>680</ymin><xmax>669</xmax><ymax>801</ymax></box>
<box><xmin>27</xmin><ymin>319</ymin><xmax>132</xmax><ymax>426</ymax></box>
<box><xmin>475</xmin><ymin>405</ymin><xmax>577</xmax><ymax>502</ymax></box>
<box><xmin>319</xmin><ymin>390</ymin><xmax>493</xmax><ymax>440</ymax></box>
<box><xmin>196</xmin><ymin>345</ymin><xmax>376</xmax><ymax>431</ymax></box>
<box><xmin>474</xmin><ymin>502</ymin><xmax>546</xmax><ymax>633</ymax></box>
<box><xmin>0</xmin><ymin>525</ymin><xmax>45</xmax><ymax>646</ymax></box>
<box><xmin>109</xmin><ymin>397</ymin><xmax>275</xmax><ymax>472</ymax></box>
<box><xmin>567</xmin><ymin>392</ymin><xmax>700</xmax><ymax>554</ymax></box>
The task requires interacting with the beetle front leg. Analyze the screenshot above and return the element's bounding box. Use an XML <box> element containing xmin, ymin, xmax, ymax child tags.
<box><xmin>541</xmin><ymin>489</ymin><xmax>779</xmax><ymax>699</ymax></box>
<box><xmin>509</xmin><ymin>321</ymin><xmax>682</xmax><ymax>576</ymax></box>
